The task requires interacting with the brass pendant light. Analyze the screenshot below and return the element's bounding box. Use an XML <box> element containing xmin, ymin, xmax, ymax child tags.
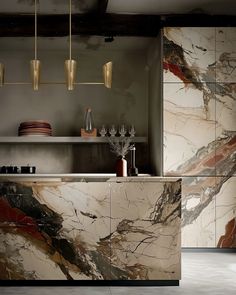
<box><xmin>0</xmin><ymin>0</ymin><xmax>111</xmax><ymax>89</ymax></box>
<box><xmin>65</xmin><ymin>0</ymin><xmax>77</xmax><ymax>90</ymax></box>
<box><xmin>0</xmin><ymin>63</ymin><xmax>4</xmax><ymax>87</ymax></box>
<box><xmin>103</xmin><ymin>61</ymin><xmax>112</xmax><ymax>88</ymax></box>
<box><xmin>30</xmin><ymin>0</ymin><xmax>40</xmax><ymax>90</ymax></box>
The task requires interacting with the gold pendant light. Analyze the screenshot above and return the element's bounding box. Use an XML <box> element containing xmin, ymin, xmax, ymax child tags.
<box><xmin>30</xmin><ymin>0</ymin><xmax>40</xmax><ymax>90</ymax></box>
<box><xmin>1</xmin><ymin>0</ymin><xmax>111</xmax><ymax>90</ymax></box>
<box><xmin>0</xmin><ymin>63</ymin><xmax>4</xmax><ymax>87</ymax></box>
<box><xmin>65</xmin><ymin>0</ymin><xmax>77</xmax><ymax>90</ymax></box>
<box><xmin>103</xmin><ymin>61</ymin><xmax>112</xmax><ymax>88</ymax></box>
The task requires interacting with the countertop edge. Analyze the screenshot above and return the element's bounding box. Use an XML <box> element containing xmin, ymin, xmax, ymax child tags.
<box><xmin>0</xmin><ymin>174</ymin><xmax>181</xmax><ymax>182</ymax></box>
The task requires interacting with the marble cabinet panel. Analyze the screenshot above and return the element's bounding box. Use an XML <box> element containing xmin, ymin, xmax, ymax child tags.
<box><xmin>163</xmin><ymin>27</ymin><xmax>236</xmax><ymax>248</ymax></box>
<box><xmin>163</xmin><ymin>28</ymin><xmax>236</xmax><ymax>178</ymax></box>
<box><xmin>0</xmin><ymin>182</ymin><xmax>111</xmax><ymax>280</ymax></box>
<box><xmin>215</xmin><ymin>83</ymin><xmax>236</xmax><ymax>176</ymax></box>
<box><xmin>182</xmin><ymin>176</ymin><xmax>236</xmax><ymax>248</ymax></box>
<box><xmin>110</xmin><ymin>181</ymin><xmax>181</xmax><ymax>280</ymax></box>
<box><xmin>163</xmin><ymin>82</ymin><xmax>216</xmax><ymax>176</ymax></box>
<box><xmin>0</xmin><ymin>180</ymin><xmax>182</xmax><ymax>281</ymax></box>
<box><xmin>163</xmin><ymin>27</ymin><xmax>216</xmax><ymax>83</ymax></box>
<box><xmin>216</xmin><ymin>28</ymin><xmax>236</xmax><ymax>83</ymax></box>
<box><xmin>215</xmin><ymin>177</ymin><xmax>236</xmax><ymax>248</ymax></box>
<box><xmin>182</xmin><ymin>177</ymin><xmax>216</xmax><ymax>247</ymax></box>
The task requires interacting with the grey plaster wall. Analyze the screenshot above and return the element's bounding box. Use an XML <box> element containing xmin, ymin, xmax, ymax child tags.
<box><xmin>0</xmin><ymin>144</ymin><xmax>73</xmax><ymax>173</ymax></box>
<box><xmin>147</xmin><ymin>32</ymin><xmax>162</xmax><ymax>175</ymax></box>
<box><xmin>0</xmin><ymin>37</ymin><xmax>151</xmax><ymax>173</ymax></box>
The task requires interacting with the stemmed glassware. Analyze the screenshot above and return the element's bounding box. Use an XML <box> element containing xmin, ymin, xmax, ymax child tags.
<box><xmin>129</xmin><ymin>125</ymin><xmax>136</xmax><ymax>137</ymax></box>
<box><xmin>99</xmin><ymin>125</ymin><xmax>107</xmax><ymax>137</ymax></box>
<box><xmin>107</xmin><ymin>124</ymin><xmax>135</xmax><ymax>137</ymax></box>
<box><xmin>109</xmin><ymin>125</ymin><xmax>117</xmax><ymax>137</ymax></box>
<box><xmin>119</xmin><ymin>124</ymin><xmax>127</xmax><ymax>137</ymax></box>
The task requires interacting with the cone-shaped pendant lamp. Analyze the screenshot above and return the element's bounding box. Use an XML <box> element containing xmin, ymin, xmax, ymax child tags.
<box><xmin>103</xmin><ymin>61</ymin><xmax>112</xmax><ymax>88</ymax></box>
<box><xmin>65</xmin><ymin>0</ymin><xmax>77</xmax><ymax>90</ymax></box>
<box><xmin>0</xmin><ymin>63</ymin><xmax>4</xmax><ymax>87</ymax></box>
<box><xmin>30</xmin><ymin>0</ymin><xmax>40</xmax><ymax>90</ymax></box>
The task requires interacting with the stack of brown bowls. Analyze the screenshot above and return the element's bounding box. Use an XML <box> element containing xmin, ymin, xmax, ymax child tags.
<box><xmin>18</xmin><ymin>120</ymin><xmax>52</xmax><ymax>136</ymax></box>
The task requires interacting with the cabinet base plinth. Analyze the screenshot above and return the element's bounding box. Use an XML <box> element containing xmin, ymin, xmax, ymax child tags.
<box><xmin>0</xmin><ymin>280</ymin><xmax>179</xmax><ymax>287</ymax></box>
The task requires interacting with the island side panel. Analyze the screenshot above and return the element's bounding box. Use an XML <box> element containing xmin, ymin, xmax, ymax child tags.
<box><xmin>0</xmin><ymin>181</ymin><xmax>111</xmax><ymax>280</ymax></box>
<box><xmin>110</xmin><ymin>180</ymin><xmax>181</xmax><ymax>280</ymax></box>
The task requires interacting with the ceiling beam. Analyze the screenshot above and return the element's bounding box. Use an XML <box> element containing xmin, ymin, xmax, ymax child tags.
<box><xmin>161</xmin><ymin>14</ymin><xmax>236</xmax><ymax>27</ymax></box>
<box><xmin>0</xmin><ymin>13</ymin><xmax>159</xmax><ymax>37</ymax></box>
<box><xmin>0</xmin><ymin>13</ymin><xmax>235</xmax><ymax>38</ymax></box>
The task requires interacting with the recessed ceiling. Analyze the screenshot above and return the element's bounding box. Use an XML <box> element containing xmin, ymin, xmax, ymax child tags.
<box><xmin>107</xmin><ymin>0</ymin><xmax>236</xmax><ymax>15</ymax></box>
<box><xmin>0</xmin><ymin>0</ymin><xmax>98</xmax><ymax>13</ymax></box>
<box><xmin>0</xmin><ymin>0</ymin><xmax>235</xmax><ymax>15</ymax></box>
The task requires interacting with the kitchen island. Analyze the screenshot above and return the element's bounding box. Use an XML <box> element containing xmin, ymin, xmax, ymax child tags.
<box><xmin>0</xmin><ymin>175</ymin><xmax>181</xmax><ymax>285</ymax></box>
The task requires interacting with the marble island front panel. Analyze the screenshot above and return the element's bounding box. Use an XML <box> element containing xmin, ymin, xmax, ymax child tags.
<box><xmin>110</xmin><ymin>181</ymin><xmax>181</xmax><ymax>280</ymax></box>
<box><xmin>0</xmin><ymin>179</ymin><xmax>181</xmax><ymax>281</ymax></box>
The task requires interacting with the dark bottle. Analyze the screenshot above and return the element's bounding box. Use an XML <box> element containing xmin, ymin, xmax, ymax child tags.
<box><xmin>129</xmin><ymin>145</ymin><xmax>138</xmax><ymax>176</ymax></box>
<box><xmin>84</xmin><ymin>108</ymin><xmax>94</xmax><ymax>133</ymax></box>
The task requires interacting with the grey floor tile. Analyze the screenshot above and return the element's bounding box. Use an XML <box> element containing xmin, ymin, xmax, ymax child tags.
<box><xmin>110</xmin><ymin>252</ymin><xmax>236</xmax><ymax>295</ymax></box>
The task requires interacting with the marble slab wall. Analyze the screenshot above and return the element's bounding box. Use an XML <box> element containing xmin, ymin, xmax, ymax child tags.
<box><xmin>0</xmin><ymin>180</ymin><xmax>181</xmax><ymax>280</ymax></box>
<box><xmin>163</xmin><ymin>27</ymin><xmax>236</xmax><ymax>248</ymax></box>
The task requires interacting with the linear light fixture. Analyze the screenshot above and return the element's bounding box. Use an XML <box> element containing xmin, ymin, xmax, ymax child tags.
<box><xmin>65</xmin><ymin>0</ymin><xmax>77</xmax><ymax>90</ymax></box>
<box><xmin>2</xmin><ymin>82</ymin><xmax>105</xmax><ymax>86</ymax></box>
<box><xmin>30</xmin><ymin>0</ymin><xmax>41</xmax><ymax>91</ymax></box>
<box><xmin>0</xmin><ymin>1</ymin><xmax>113</xmax><ymax>89</ymax></box>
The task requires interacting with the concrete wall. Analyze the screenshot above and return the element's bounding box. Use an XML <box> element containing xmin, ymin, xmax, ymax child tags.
<box><xmin>147</xmin><ymin>32</ymin><xmax>162</xmax><ymax>175</ymax></box>
<box><xmin>0</xmin><ymin>37</ymin><xmax>151</xmax><ymax>173</ymax></box>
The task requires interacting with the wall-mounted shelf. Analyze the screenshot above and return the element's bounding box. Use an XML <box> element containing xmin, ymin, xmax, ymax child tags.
<box><xmin>0</xmin><ymin>136</ymin><xmax>147</xmax><ymax>144</ymax></box>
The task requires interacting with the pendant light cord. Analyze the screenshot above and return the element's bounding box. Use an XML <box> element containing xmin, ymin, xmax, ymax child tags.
<box><xmin>34</xmin><ymin>0</ymin><xmax>37</xmax><ymax>60</ymax></box>
<box><xmin>69</xmin><ymin>0</ymin><xmax>72</xmax><ymax>60</ymax></box>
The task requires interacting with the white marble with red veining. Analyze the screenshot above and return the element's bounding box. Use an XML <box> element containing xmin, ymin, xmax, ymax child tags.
<box><xmin>163</xmin><ymin>27</ymin><xmax>236</xmax><ymax>248</ymax></box>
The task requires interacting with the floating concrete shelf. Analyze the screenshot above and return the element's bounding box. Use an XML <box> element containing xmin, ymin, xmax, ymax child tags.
<box><xmin>0</xmin><ymin>136</ymin><xmax>147</xmax><ymax>144</ymax></box>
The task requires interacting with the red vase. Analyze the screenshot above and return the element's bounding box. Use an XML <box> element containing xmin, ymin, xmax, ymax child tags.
<box><xmin>116</xmin><ymin>156</ymin><xmax>127</xmax><ymax>177</ymax></box>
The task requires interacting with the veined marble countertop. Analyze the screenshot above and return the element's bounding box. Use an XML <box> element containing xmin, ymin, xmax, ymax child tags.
<box><xmin>0</xmin><ymin>173</ymin><xmax>181</xmax><ymax>182</ymax></box>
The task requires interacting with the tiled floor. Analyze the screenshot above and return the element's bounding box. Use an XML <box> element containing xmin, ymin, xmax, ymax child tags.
<box><xmin>0</xmin><ymin>252</ymin><xmax>236</xmax><ymax>295</ymax></box>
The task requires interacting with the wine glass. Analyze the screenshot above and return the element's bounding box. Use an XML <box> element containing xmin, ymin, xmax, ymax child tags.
<box><xmin>119</xmin><ymin>124</ymin><xmax>127</xmax><ymax>137</ymax></box>
<box><xmin>99</xmin><ymin>125</ymin><xmax>107</xmax><ymax>137</ymax></box>
<box><xmin>109</xmin><ymin>125</ymin><xmax>117</xmax><ymax>137</ymax></box>
<box><xmin>129</xmin><ymin>125</ymin><xmax>136</xmax><ymax>137</ymax></box>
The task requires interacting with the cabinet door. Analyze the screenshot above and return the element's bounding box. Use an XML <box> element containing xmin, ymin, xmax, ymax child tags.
<box><xmin>163</xmin><ymin>27</ymin><xmax>216</xmax><ymax>176</ymax></box>
<box><xmin>214</xmin><ymin>27</ymin><xmax>236</xmax><ymax>249</ymax></box>
<box><xmin>0</xmin><ymin>181</ymin><xmax>111</xmax><ymax>280</ymax></box>
<box><xmin>215</xmin><ymin>27</ymin><xmax>236</xmax><ymax>177</ymax></box>
<box><xmin>182</xmin><ymin>177</ymin><xmax>216</xmax><ymax>247</ymax></box>
<box><xmin>110</xmin><ymin>181</ymin><xmax>181</xmax><ymax>280</ymax></box>
<box><xmin>215</xmin><ymin>177</ymin><xmax>236</xmax><ymax>248</ymax></box>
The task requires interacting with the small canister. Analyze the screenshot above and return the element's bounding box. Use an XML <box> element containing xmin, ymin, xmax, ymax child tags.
<box><xmin>21</xmin><ymin>166</ymin><xmax>36</xmax><ymax>174</ymax></box>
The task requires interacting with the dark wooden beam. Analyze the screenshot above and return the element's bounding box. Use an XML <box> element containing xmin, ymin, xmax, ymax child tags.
<box><xmin>0</xmin><ymin>13</ymin><xmax>235</xmax><ymax>38</ymax></box>
<box><xmin>0</xmin><ymin>13</ymin><xmax>160</xmax><ymax>37</ymax></box>
<box><xmin>161</xmin><ymin>14</ymin><xmax>236</xmax><ymax>27</ymax></box>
